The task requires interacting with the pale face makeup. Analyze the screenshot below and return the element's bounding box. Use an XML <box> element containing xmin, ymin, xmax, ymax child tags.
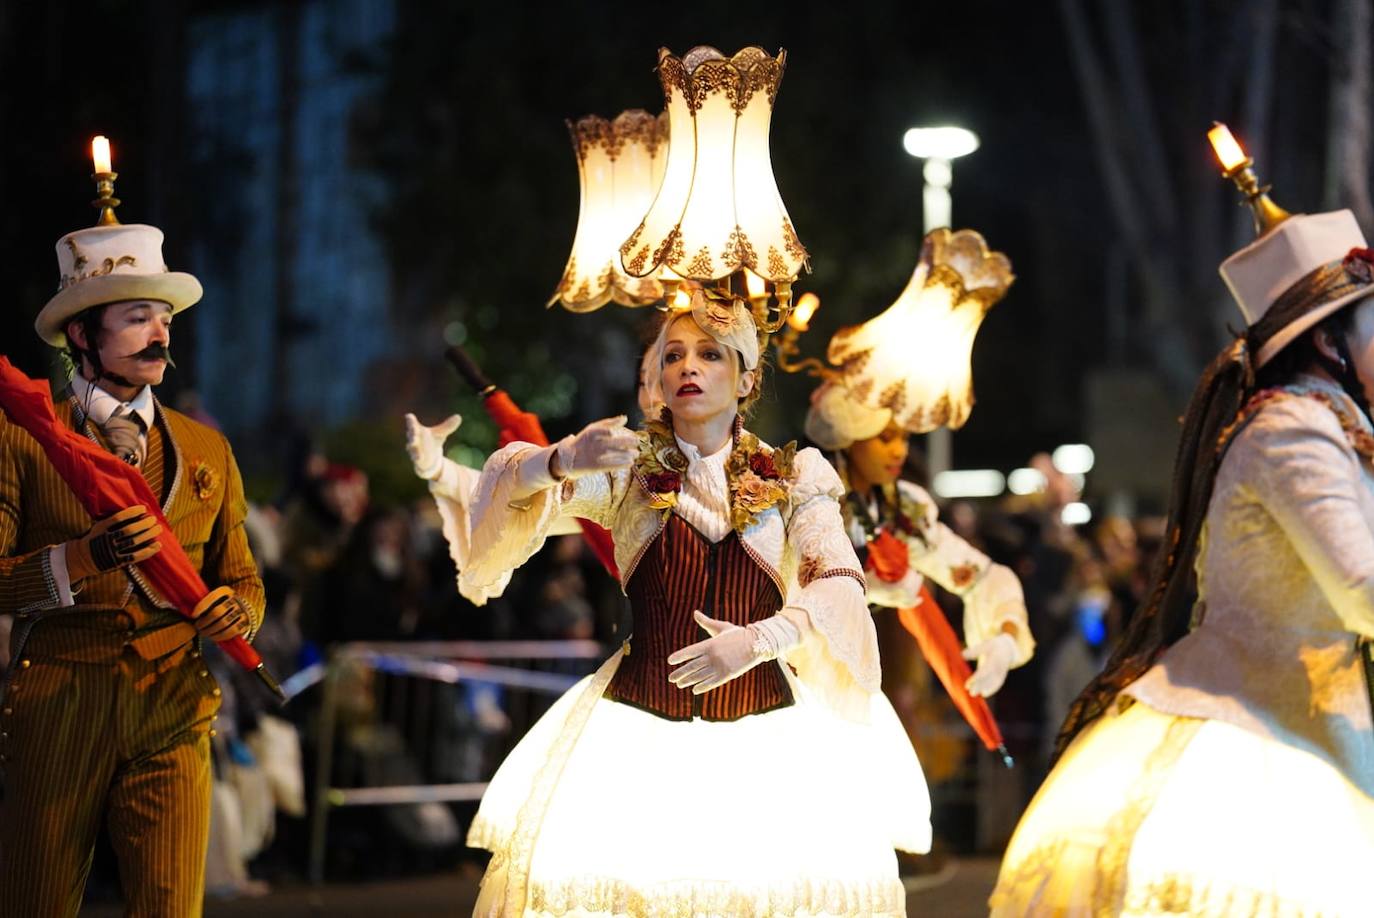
<box><xmin>1340</xmin><ymin>296</ymin><xmax>1374</xmax><ymax>406</ymax></box>
<box><xmin>659</xmin><ymin>314</ymin><xmax>755</xmax><ymax>426</ymax></box>
<box><xmin>69</xmin><ymin>299</ymin><xmax>174</xmax><ymax>392</ymax></box>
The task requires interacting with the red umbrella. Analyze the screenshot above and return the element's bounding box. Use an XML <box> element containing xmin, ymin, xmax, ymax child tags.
<box><xmin>0</xmin><ymin>357</ymin><xmax>284</xmax><ymax>701</ymax></box>
<box><xmin>445</xmin><ymin>346</ymin><xmax>620</xmax><ymax>581</ymax></box>
<box><xmin>867</xmin><ymin>527</ymin><xmax>1010</xmax><ymax>764</ymax></box>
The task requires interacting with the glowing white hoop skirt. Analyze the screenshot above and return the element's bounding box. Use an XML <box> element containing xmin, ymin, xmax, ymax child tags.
<box><xmin>991</xmin><ymin>700</ymin><xmax>1374</xmax><ymax>917</ymax></box>
<box><xmin>469</xmin><ymin>656</ymin><xmax>929</xmax><ymax>917</ymax></box>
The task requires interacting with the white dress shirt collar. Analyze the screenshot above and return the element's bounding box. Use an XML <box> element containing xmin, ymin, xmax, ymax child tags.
<box><xmin>674</xmin><ymin>434</ymin><xmax>732</xmax><ymax>467</ymax></box>
<box><xmin>70</xmin><ymin>373</ymin><xmax>155</xmax><ymax>430</ymax></box>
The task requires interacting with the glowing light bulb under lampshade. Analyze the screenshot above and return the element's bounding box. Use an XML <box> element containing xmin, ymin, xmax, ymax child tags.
<box><xmin>92</xmin><ymin>136</ymin><xmax>112</xmax><ymax>174</ymax></box>
<box><xmin>550</xmin><ymin>110</ymin><xmax>669</xmax><ymax>312</ymax></box>
<box><xmin>744</xmin><ymin>268</ymin><xmax>768</xmax><ymax>300</ymax></box>
<box><xmin>620</xmin><ymin>46</ymin><xmax>808</xmax><ymax>283</ymax></box>
<box><xmin>825</xmin><ymin>228</ymin><xmax>1013</xmax><ymax>433</ymax></box>
<box><xmin>1207</xmin><ymin>122</ymin><xmax>1249</xmax><ymax>174</ymax></box>
<box><xmin>788</xmin><ymin>292</ymin><xmax>820</xmax><ymax>331</ymax></box>
<box><xmin>670</xmin><ymin>286</ymin><xmax>693</xmax><ymax>311</ymax></box>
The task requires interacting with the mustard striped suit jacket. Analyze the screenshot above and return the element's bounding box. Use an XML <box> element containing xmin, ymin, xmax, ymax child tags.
<box><xmin>0</xmin><ymin>390</ymin><xmax>264</xmax><ymax>662</ymax></box>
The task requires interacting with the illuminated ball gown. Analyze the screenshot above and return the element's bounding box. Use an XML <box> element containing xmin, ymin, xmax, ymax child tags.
<box><xmin>991</xmin><ymin>383</ymin><xmax>1374</xmax><ymax>916</ymax></box>
<box><xmin>443</xmin><ymin>435</ymin><xmax>930</xmax><ymax>917</ymax></box>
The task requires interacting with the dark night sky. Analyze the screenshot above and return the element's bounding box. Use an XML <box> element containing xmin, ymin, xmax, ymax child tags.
<box><xmin>0</xmin><ymin>1</ymin><xmax>1342</xmax><ymax>497</ymax></box>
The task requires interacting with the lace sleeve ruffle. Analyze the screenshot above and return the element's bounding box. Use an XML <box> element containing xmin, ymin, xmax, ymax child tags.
<box><xmin>458</xmin><ymin>443</ymin><xmax>623</xmax><ymax>606</ymax></box>
<box><xmin>898</xmin><ymin>481</ymin><xmax>1034</xmax><ymax>665</ymax></box>
<box><xmin>782</xmin><ymin>448</ymin><xmax>881</xmax><ymax>722</ymax></box>
<box><xmin>428</xmin><ymin>457</ymin><xmax>582</xmax><ymax>604</ymax></box>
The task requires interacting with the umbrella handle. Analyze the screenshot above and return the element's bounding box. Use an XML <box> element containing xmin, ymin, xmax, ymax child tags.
<box><xmin>220</xmin><ymin>634</ymin><xmax>287</xmax><ymax>704</ymax></box>
<box><xmin>445</xmin><ymin>345</ymin><xmax>494</xmax><ymax>396</ymax></box>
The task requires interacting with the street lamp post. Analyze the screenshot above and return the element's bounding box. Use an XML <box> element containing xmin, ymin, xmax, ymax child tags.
<box><xmin>901</xmin><ymin>125</ymin><xmax>980</xmax><ymax>477</ymax></box>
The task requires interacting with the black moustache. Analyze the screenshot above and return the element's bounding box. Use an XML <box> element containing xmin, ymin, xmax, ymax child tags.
<box><xmin>125</xmin><ymin>344</ymin><xmax>176</xmax><ymax>368</ymax></box>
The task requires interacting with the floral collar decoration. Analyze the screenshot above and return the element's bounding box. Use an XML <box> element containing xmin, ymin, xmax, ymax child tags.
<box><xmin>1228</xmin><ymin>385</ymin><xmax>1374</xmax><ymax>463</ymax></box>
<box><xmin>635</xmin><ymin>409</ymin><xmax>797</xmax><ymax>532</ymax></box>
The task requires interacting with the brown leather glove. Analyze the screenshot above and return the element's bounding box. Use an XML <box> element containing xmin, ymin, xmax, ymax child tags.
<box><xmin>191</xmin><ymin>586</ymin><xmax>251</xmax><ymax>642</ymax></box>
<box><xmin>65</xmin><ymin>505</ymin><xmax>163</xmax><ymax>583</ymax></box>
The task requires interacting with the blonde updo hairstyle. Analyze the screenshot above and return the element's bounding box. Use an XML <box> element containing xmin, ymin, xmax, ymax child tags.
<box><xmin>649</xmin><ymin>309</ymin><xmax>767</xmax><ymax>420</ymax></box>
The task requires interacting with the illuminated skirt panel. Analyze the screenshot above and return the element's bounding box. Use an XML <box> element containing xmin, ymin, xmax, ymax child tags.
<box><xmin>990</xmin><ymin>700</ymin><xmax>1374</xmax><ymax>917</ymax></box>
<box><xmin>468</xmin><ymin>672</ymin><xmax>929</xmax><ymax>917</ymax></box>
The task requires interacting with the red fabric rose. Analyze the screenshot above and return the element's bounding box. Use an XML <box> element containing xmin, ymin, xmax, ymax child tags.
<box><xmin>643</xmin><ymin>470</ymin><xmax>682</xmax><ymax>494</ymax></box>
<box><xmin>866</xmin><ymin>528</ymin><xmax>910</xmax><ymax>583</ymax></box>
<box><xmin>749</xmin><ymin>450</ymin><xmax>779</xmax><ymax>479</ymax></box>
<box><xmin>1344</xmin><ymin>247</ymin><xmax>1374</xmax><ymax>284</ymax></box>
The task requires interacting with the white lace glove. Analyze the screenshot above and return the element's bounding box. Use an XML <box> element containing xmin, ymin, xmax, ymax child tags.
<box><xmin>963</xmin><ymin>632</ymin><xmax>1018</xmax><ymax>697</ymax></box>
<box><xmin>552</xmin><ymin>415</ymin><xmax>638</xmax><ymax>479</ymax></box>
<box><xmin>510</xmin><ymin>415</ymin><xmax>639</xmax><ymax>499</ymax></box>
<box><xmin>866</xmin><ymin>567</ymin><xmax>922</xmax><ymax>609</ymax></box>
<box><xmin>666</xmin><ymin>610</ymin><xmax>799</xmax><ymax>694</ymax></box>
<box><xmin>404</xmin><ymin>413</ymin><xmax>462</xmax><ymax>481</ymax></box>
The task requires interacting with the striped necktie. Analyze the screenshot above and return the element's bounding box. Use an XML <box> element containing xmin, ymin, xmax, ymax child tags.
<box><xmin>100</xmin><ymin>407</ymin><xmax>146</xmax><ymax>467</ymax></box>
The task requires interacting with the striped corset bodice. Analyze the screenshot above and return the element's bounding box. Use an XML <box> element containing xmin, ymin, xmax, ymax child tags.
<box><xmin>606</xmin><ymin>513</ymin><xmax>793</xmax><ymax>722</ymax></box>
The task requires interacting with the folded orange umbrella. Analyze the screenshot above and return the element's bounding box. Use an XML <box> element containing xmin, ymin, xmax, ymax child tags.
<box><xmin>866</xmin><ymin>527</ymin><xmax>1009</xmax><ymax>764</ymax></box>
<box><xmin>0</xmin><ymin>357</ymin><xmax>284</xmax><ymax>701</ymax></box>
<box><xmin>445</xmin><ymin>346</ymin><xmax>620</xmax><ymax>581</ymax></box>
<box><xmin>897</xmin><ymin>590</ymin><xmax>1011</xmax><ymax>766</ymax></box>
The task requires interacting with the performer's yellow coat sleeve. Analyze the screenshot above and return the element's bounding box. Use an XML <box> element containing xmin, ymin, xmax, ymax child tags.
<box><xmin>0</xmin><ymin>411</ymin><xmax>64</xmax><ymax>614</ymax></box>
<box><xmin>200</xmin><ymin>434</ymin><xmax>266</xmax><ymax>638</ymax></box>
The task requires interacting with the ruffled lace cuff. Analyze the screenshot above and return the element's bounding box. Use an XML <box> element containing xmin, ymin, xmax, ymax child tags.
<box><xmin>459</xmin><ymin>443</ymin><xmax>567</xmax><ymax>606</ymax></box>
<box><xmin>963</xmin><ymin>564</ymin><xmax>1035</xmax><ymax>666</ymax></box>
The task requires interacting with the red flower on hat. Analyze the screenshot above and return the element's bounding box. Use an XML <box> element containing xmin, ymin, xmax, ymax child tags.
<box><xmin>1343</xmin><ymin>247</ymin><xmax>1374</xmax><ymax>284</ymax></box>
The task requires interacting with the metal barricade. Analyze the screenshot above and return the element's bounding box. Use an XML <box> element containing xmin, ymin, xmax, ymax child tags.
<box><xmin>306</xmin><ymin>640</ymin><xmax>606</xmax><ymax>884</ymax></box>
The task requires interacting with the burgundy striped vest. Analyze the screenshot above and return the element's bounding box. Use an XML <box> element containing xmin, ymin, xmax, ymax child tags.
<box><xmin>606</xmin><ymin>513</ymin><xmax>793</xmax><ymax>722</ymax></box>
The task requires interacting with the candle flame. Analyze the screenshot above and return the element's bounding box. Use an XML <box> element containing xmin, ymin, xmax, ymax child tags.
<box><xmin>1208</xmin><ymin>123</ymin><xmax>1247</xmax><ymax>173</ymax></box>
<box><xmin>788</xmin><ymin>292</ymin><xmax>820</xmax><ymax>331</ymax></box>
<box><xmin>91</xmin><ymin>136</ymin><xmax>112</xmax><ymax>174</ymax></box>
<box><xmin>744</xmin><ymin>270</ymin><xmax>768</xmax><ymax>300</ymax></box>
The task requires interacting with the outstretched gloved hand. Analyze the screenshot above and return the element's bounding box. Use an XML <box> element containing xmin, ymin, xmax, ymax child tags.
<box><xmin>963</xmin><ymin>632</ymin><xmax>1018</xmax><ymax>697</ymax></box>
<box><xmin>404</xmin><ymin>413</ymin><xmax>462</xmax><ymax>481</ymax></box>
<box><xmin>551</xmin><ymin>415</ymin><xmax>638</xmax><ymax>480</ymax></box>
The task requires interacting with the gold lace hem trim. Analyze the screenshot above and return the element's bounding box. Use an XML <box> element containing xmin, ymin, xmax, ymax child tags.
<box><xmin>993</xmin><ymin>855</ymin><xmax>1337</xmax><ymax>918</ymax></box>
<box><xmin>525</xmin><ymin>874</ymin><xmax>906</xmax><ymax>918</ymax></box>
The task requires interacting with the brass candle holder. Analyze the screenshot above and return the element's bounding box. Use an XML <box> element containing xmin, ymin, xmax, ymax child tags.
<box><xmin>92</xmin><ymin>170</ymin><xmax>121</xmax><ymax>226</ymax></box>
<box><xmin>1208</xmin><ymin>122</ymin><xmax>1290</xmax><ymax>236</ymax></box>
<box><xmin>771</xmin><ymin>292</ymin><xmax>832</xmax><ymax>377</ymax></box>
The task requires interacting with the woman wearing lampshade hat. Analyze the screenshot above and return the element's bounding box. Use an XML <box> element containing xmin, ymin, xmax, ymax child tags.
<box><xmin>449</xmin><ymin>287</ymin><xmax>929</xmax><ymax>916</ymax></box>
<box><xmin>990</xmin><ymin>186</ymin><xmax>1374</xmax><ymax>910</ymax></box>
<box><xmin>803</xmin><ymin>228</ymin><xmax>1035</xmax><ymax>719</ymax></box>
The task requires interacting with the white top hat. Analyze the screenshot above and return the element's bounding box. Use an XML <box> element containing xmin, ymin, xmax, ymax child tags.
<box><xmin>1220</xmin><ymin>210</ymin><xmax>1372</xmax><ymax>367</ymax></box>
<box><xmin>35</xmin><ymin>223</ymin><xmax>203</xmax><ymax>347</ymax></box>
